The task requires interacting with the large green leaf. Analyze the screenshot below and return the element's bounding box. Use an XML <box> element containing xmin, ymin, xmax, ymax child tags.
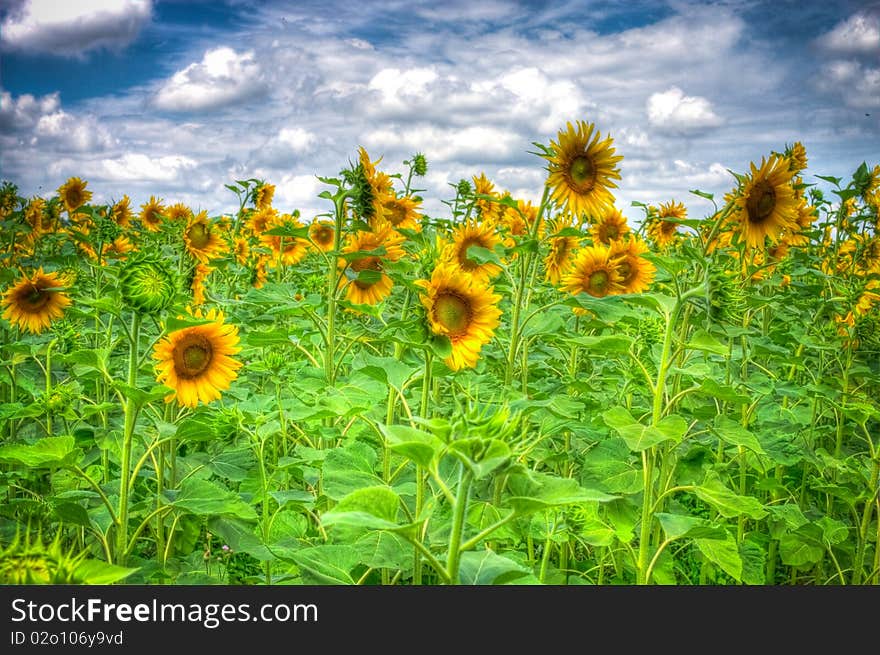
<box><xmin>692</xmin><ymin>473</ymin><xmax>767</xmax><ymax>520</ymax></box>
<box><xmin>458</xmin><ymin>550</ymin><xmax>531</xmax><ymax>585</ymax></box>
<box><xmin>655</xmin><ymin>513</ymin><xmax>727</xmax><ymax>541</ymax></box>
<box><xmin>779</xmin><ymin>532</ymin><xmax>824</xmax><ymax>567</ymax></box>
<box><xmin>712</xmin><ymin>416</ymin><xmax>766</xmax><ymax>454</ymax></box>
<box><xmin>379</xmin><ymin>423</ymin><xmax>442</xmax><ymax>467</ymax></box>
<box><xmin>507</xmin><ymin>472</ymin><xmax>615</xmax><ymax>514</ymax></box>
<box><xmin>73</xmin><ymin>560</ymin><xmax>139</xmax><ymax>585</ymax></box>
<box><xmin>292</xmin><ymin>545</ymin><xmax>360</xmax><ymax>584</ymax></box>
<box><xmin>321</xmin><ymin>442</ymin><xmax>382</xmax><ymax>500</ymax></box>
<box><xmin>695</xmin><ymin>534</ymin><xmax>742</xmax><ymax>581</ymax></box>
<box><xmin>602</xmin><ymin>407</ymin><xmax>687</xmax><ymax>452</ymax></box>
<box><xmin>172</xmin><ymin>478</ymin><xmax>258</xmax><ymax>520</ymax></box>
<box><xmin>686</xmin><ymin>329</ymin><xmax>728</xmax><ymax>355</ymax></box>
<box><xmin>0</xmin><ymin>436</ymin><xmax>82</xmax><ymax>468</ymax></box>
<box><xmin>322</xmin><ymin>486</ymin><xmax>401</xmax><ymax>531</ymax></box>
<box><xmin>581</xmin><ymin>439</ymin><xmax>643</xmax><ymax>494</ymax></box>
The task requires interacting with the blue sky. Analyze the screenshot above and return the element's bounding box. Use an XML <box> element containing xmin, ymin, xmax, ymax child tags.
<box><xmin>1</xmin><ymin>0</ymin><xmax>878</xmax><ymax>221</ymax></box>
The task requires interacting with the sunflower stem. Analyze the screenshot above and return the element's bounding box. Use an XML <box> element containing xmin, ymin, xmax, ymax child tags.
<box><xmin>44</xmin><ymin>339</ymin><xmax>54</xmax><ymax>437</ymax></box>
<box><xmin>445</xmin><ymin>466</ymin><xmax>473</xmax><ymax>585</ymax></box>
<box><xmin>116</xmin><ymin>311</ymin><xmax>141</xmax><ymax>566</ymax></box>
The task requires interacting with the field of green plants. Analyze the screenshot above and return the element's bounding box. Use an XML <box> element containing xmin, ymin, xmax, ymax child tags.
<box><xmin>1</xmin><ymin>120</ymin><xmax>878</xmax><ymax>585</ymax></box>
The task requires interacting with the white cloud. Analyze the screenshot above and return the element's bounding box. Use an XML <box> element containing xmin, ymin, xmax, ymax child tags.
<box><xmin>368</xmin><ymin>67</ymin><xmax>439</xmax><ymax>109</ymax></box>
<box><xmin>99</xmin><ymin>153</ymin><xmax>197</xmax><ymax>182</ymax></box>
<box><xmin>818</xmin><ymin>11</ymin><xmax>880</xmax><ymax>55</ymax></box>
<box><xmin>278</xmin><ymin>127</ymin><xmax>316</xmax><ymax>152</ymax></box>
<box><xmin>362</xmin><ymin>125</ymin><xmax>522</xmax><ymax>163</ymax></box>
<box><xmin>817</xmin><ymin>60</ymin><xmax>880</xmax><ymax>109</ymax></box>
<box><xmin>154</xmin><ymin>47</ymin><xmax>267</xmax><ymax>112</ymax></box>
<box><xmin>1</xmin><ymin>0</ymin><xmax>152</xmax><ymax>56</ymax></box>
<box><xmin>647</xmin><ymin>87</ymin><xmax>723</xmax><ymax>134</ymax></box>
<box><xmin>0</xmin><ymin>90</ymin><xmax>60</xmax><ymax>132</ymax></box>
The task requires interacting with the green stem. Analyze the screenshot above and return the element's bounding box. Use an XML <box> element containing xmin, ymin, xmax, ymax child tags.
<box><xmin>445</xmin><ymin>468</ymin><xmax>474</xmax><ymax>584</ymax></box>
<box><xmin>115</xmin><ymin>312</ymin><xmax>141</xmax><ymax>566</ymax></box>
<box><xmin>44</xmin><ymin>340</ymin><xmax>54</xmax><ymax>437</ymax></box>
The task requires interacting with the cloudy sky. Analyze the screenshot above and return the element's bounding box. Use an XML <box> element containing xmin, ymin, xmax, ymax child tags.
<box><xmin>1</xmin><ymin>0</ymin><xmax>878</xmax><ymax>222</ymax></box>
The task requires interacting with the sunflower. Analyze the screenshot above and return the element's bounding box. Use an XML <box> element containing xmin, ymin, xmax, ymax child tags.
<box><xmin>417</xmin><ymin>263</ymin><xmax>502</xmax><ymax>371</ymax></box>
<box><xmin>57</xmin><ymin>177</ymin><xmax>91</xmax><ymax>215</ymax></box>
<box><xmin>191</xmin><ymin>263</ymin><xmax>213</xmax><ymax>306</ymax></box>
<box><xmin>184</xmin><ymin>211</ymin><xmax>225</xmax><ymax>263</ymax></box>
<box><xmin>139</xmin><ymin>196</ymin><xmax>166</xmax><ymax>232</ymax></box>
<box><xmin>153</xmin><ymin>308</ymin><xmax>241</xmax><ymax>408</ymax></box>
<box><xmin>590</xmin><ymin>206</ymin><xmax>630</xmax><ymax>245</ymax></box>
<box><xmin>648</xmin><ymin>201</ymin><xmax>686</xmax><ymax>248</ymax></box>
<box><xmin>378</xmin><ymin>195</ymin><xmax>423</xmax><ymax>232</ymax></box>
<box><xmin>561</xmin><ymin>244</ymin><xmax>624</xmax><ymax>298</ymax></box>
<box><xmin>308</xmin><ymin>220</ymin><xmax>336</xmax><ymax>253</ymax></box>
<box><xmin>544</xmin><ymin>223</ymin><xmax>580</xmax><ymax>284</ymax></box>
<box><xmin>544</xmin><ymin>120</ymin><xmax>623</xmax><ymax>221</ymax></box>
<box><xmin>24</xmin><ymin>198</ymin><xmax>46</xmax><ymax>236</ymax></box>
<box><xmin>255</xmin><ymin>183</ymin><xmax>275</xmax><ymax>210</ymax></box>
<box><xmin>261</xmin><ymin>213</ymin><xmax>308</xmax><ymax>267</ymax></box>
<box><xmin>252</xmin><ymin>257</ymin><xmax>268</xmax><ymax>289</ymax></box>
<box><xmin>357</xmin><ymin>147</ymin><xmax>394</xmax><ymax>222</ymax></box>
<box><xmin>444</xmin><ymin>221</ymin><xmax>503</xmax><ymax>282</ymax></box>
<box><xmin>472</xmin><ymin>173</ymin><xmax>501</xmax><ymax>223</ymax></box>
<box><xmin>339</xmin><ymin>226</ymin><xmax>406</xmax><ymax>306</ymax></box>
<box><xmin>609</xmin><ymin>238</ymin><xmax>656</xmax><ymax>294</ymax></box>
<box><xmin>102</xmin><ymin>236</ymin><xmax>134</xmax><ymax>260</ymax></box>
<box><xmin>248</xmin><ymin>206</ymin><xmax>276</xmax><ymax>236</ymax></box>
<box><xmin>232</xmin><ymin>236</ymin><xmax>250</xmax><ymax>265</ymax></box>
<box><xmin>166</xmin><ymin>202</ymin><xmax>193</xmax><ymax>222</ymax></box>
<box><xmin>112</xmin><ymin>196</ymin><xmax>133</xmax><ymax>228</ymax></box>
<box><xmin>2</xmin><ymin>268</ymin><xmax>71</xmax><ymax>334</ymax></box>
<box><xmin>732</xmin><ymin>156</ymin><xmax>799</xmax><ymax>250</ymax></box>
<box><xmin>787</xmin><ymin>142</ymin><xmax>808</xmax><ymax>173</ymax></box>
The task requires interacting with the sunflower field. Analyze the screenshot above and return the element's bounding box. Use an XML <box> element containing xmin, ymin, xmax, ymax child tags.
<box><xmin>1</xmin><ymin>120</ymin><xmax>878</xmax><ymax>586</ymax></box>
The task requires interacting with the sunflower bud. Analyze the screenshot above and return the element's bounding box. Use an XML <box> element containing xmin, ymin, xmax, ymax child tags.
<box><xmin>412</xmin><ymin>152</ymin><xmax>428</xmax><ymax>177</ymax></box>
<box><xmin>120</xmin><ymin>253</ymin><xmax>176</xmax><ymax>314</ymax></box>
<box><xmin>457</xmin><ymin>179</ymin><xmax>472</xmax><ymax>197</ymax></box>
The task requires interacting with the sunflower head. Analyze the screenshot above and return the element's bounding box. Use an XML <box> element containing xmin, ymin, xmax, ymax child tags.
<box><xmin>609</xmin><ymin>237</ymin><xmax>656</xmax><ymax>294</ymax></box>
<box><xmin>57</xmin><ymin>177</ymin><xmax>92</xmax><ymax>215</ymax></box>
<box><xmin>378</xmin><ymin>194</ymin><xmax>423</xmax><ymax>232</ymax></box>
<box><xmin>590</xmin><ymin>206</ymin><xmax>630</xmax><ymax>245</ymax></box>
<box><xmin>732</xmin><ymin>155</ymin><xmax>799</xmax><ymax>250</ymax></box>
<box><xmin>0</xmin><ymin>530</ymin><xmax>92</xmax><ymax>585</ymax></box>
<box><xmin>339</xmin><ymin>226</ymin><xmax>406</xmax><ymax>306</ymax></box>
<box><xmin>544</xmin><ymin>120</ymin><xmax>623</xmax><ymax>222</ymax></box>
<box><xmin>153</xmin><ymin>308</ymin><xmax>242</xmax><ymax>407</ymax></box>
<box><xmin>139</xmin><ymin>196</ymin><xmax>166</xmax><ymax>232</ymax></box>
<box><xmin>648</xmin><ymin>201</ymin><xmax>686</xmax><ymax>248</ymax></box>
<box><xmin>444</xmin><ymin>221</ymin><xmax>503</xmax><ymax>282</ymax></box>
<box><xmin>2</xmin><ymin>268</ymin><xmax>71</xmax><ymax>334</ymax></box>
<box><xmin>561</xmin><ymin>244</ymin><xmax>624</xmax><ymax>299</ymax></box>
<box><xmin>112</xmin><ymin>195</ymin><xmax>133</xmax><ymax>227</ymax></box>
<box><xmin>417</xmin><ymin>263</ymin><xmax>502</xmax><ymax>371</ymax></box>
<box><xmin>166</xmin><ymin>202</ymin><xmax>193</xmax><ymax>222</ymax></box>
<box><xmin>309</xmin><ymin>220</ymin><xmax>336</xmax><ymax>252</ymax></box>
<box><xmin>119</xmin><ymin>253</ymin><xmax>177</xmax><ymax>315</ymax></box>
<box><xmin>184</xmin><ymin>211</ymin><xmax>225</xmax><ymax>263</ymax></box>
<box><xmin>255</xmin><ymin>183</ymin><xmax>275</xmax><ymax>210</ymax></box>
<box><xmin>411</xmin><ymin>152</ymin><xmax>428</xmax><ymax>177</ymax></box>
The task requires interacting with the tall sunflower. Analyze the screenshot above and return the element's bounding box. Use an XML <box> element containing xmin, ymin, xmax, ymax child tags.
<box><xmin>139</xmin><ymin>196</ymin><xmax>166</xmax><ymax>232</ymax></box>
<box><xmin>417</xmin><ymin>264</ymin><xmax>502</xmax><ymax>371</ymax></box>
<box><xmin>166</xmin><ymin>202</ymin><xmax>193</xmax><ymax>222</ymax></box>
<box><xmin>444</xmin><ymin>221</ymin><xmax>503</xmax><ymax>282</ymax></box>
<box><xmin>2</xmin><ymin>268</ymin><xmax>71</xmax><ymax>334</ymax></box>
<box><xmin>648</xmin><ymin>201</ymin><xmax>686</xmax><ymax>248</ymax></box>
<box><xmin>232</xmin><ymin>236</ymin><xmax>250</xmax><ymax>265</ymax></box>
<box><xmin>153</xmin><ymin>308</ymin><xmax>241</xmax><ymax>407</ymax></box>
<box><xmin>112</xmin><ymin>196</ymin><xmax>133</xmax><ymax>228</ymax></box>
<box><xmin>57</xmin><ymin>177</ymin><xmax>92</xmax><ymax>215</ymax></box>
<box><xmin>544</xmin><ymin>120</ymin><xmax>623</xmax><ymax>221</ymax></box>
<box><xmin>561</xmin><ymin>244</ymin><xmax>624</xmax><ymax>298</ymax></box>
<box><xmin>255</xmin><ymin>183</ymin><xmax>275</xmax><ymax>210</ymax></box>
<box><xmin>261</xmin><ymin>213</ymin><xmax>308</xmax><ymax>267</ymax></box>
<box><xmin>732</xmin><ymin>156</ymin><xmax>799</xmax><ymax>250</ymax></box>
<box><xmin>472</xmin><ymin>172</ymin><xmax>501</xmax><ymax>223</ymax></box>
<box><xmin>339</xmin><ymin>226</ymin><xmax>405</xmax><ymax>306</ymax></box>
<box><xmin>184</xmin><ymin>211</ymin><xmax>225</xmax><ymax>263</ymax></box>
<box><xmin>609</xmin><ymin>238</ymin><xmax>656</xmax><ymax>294</ymax></box>
<box><xmin>248</xmin><ymin>206</ymin><xmax>276</xmax><ymax>236</ymax></box>
<box><xmin>590</xmin><ymin>207</ymin><xmax>630</xmax><ymax>245</ymax></box>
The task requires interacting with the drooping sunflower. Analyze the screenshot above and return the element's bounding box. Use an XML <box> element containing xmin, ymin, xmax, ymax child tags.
<box><xmin>355</xmin><ymin>147</ymin><xmax>394</xmax><ymax>222</ymax></box>
<box><xmin>153</xmin><ymin>308</ymin><xmax>242</xmax><ymax>408</ymax></box>
<box><xmin>166</xmin><ymin>202</ymin><xmax>193</xmax><ymax>222</ymax></box>
<box><xmin>544</xmin><ymin>120</ymin><xmax>623</xmax><ymax>222</ymax></box>
<box><xmin>544</xmin><ymin>223</ymin><xmax>580</xmax><ymax>285</ymax></box>
<box><xmin>139</xmin><ymin>196</ymin><xmax>166</xmax><ymax>232</ymax></box>
<box><xmin>2</xmin><ymin>268</ymin><xmax>71</xmax><ymax>334</ymax></box>
<box><xmin>339</xmin><ymin>226</ymin><xmax>406</xmax><ymax>306</ymax></box>
<box><xmin>417</xmin><ymin>263</ymin><xmax>502</xmax><ymax>371</ymax></box>
<box><xmin>24</xmin><ymin>198</ymin><xmax>47</xmax><ymax>236</ymax></box>
<box><xmin>232</xmin><ymin>236</ymin><xmax>250</xmax><ymax>265</ymax></box>
<box><xmin>648</xmin><ymin>201</ymin><xmax>686</xmax><ymax>248</ymax></box>
<box><xmin>609</xmin><ymin>238</ymin><xmax>656</xmax><ymax>294</ymax></box>
<box><xmin>787</xmin><ymin>142</ymin><xmax>808</xmax><ymax>173</ymax></box>
<box><xmin>561</xmin><ymin>244</ymin><xmax>624</xmax><ymax>299</ymax></box>
<box><xmin>308</xmin><ymin>220</ymin><xmax>336</xmax><ymax>253</ymax></box>
<box><xmin>444</xmin><ymin>221</ymin><xmax>503</xmax><ymax>282</ymax></box>
<box><xmin>590</xmin><ymin>206</ymin><xmax>630</xmax><ymax>245</ymax></box>
<box><xmin>191</xmin><ymin>262</ymin><xmax>213</xmax><ymax>306</ymax></box>
<box><xmin>102</xmin><ymin>236</ymin><xmax>134</xmax><ymax>261</ymax></box>
<box><xmin>378</xmin><ymin>194</ymin><xmax>423</xmax><ymax>232</ymax></box>
<box><xmin>252</xmin><ymin>256</ymin><xmax>268</xmax><ymax>289</ymax></box>
<box><xmin>732</xmin><ymin>156</ymin><xmax>799</xmax><ymax>250</ymax></box>
<box><xmin>57</xmin><ymin>177</ymin><xmax>92</xmax><ymax>215</ymax></box>
<box><xmin>184</xmin><ymin>211</ymin><xmax>225</xmax><ymax>263</ymax></box>
<box><xmin>112</xmin><ymin>196</ymin><xmax>133</xmax><ymax>228</ymax></box>
<box><xmin>255</xmin><ymin>183</ymin><xmax>275</xmax><ymax>210</ymax></box>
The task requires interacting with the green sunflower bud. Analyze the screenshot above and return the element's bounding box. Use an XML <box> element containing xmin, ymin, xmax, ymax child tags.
<box><xmin>120</xmin><ymin>253</ymin><xmax>176</xmax><ymax>314</ymax></box>
<box><xmin>457</xmin><ymin>179</ymin><xmax>472</xmax><ymax>197</ymax></box>
<box><xmin>412</xmin><ymin>152</ymin><xmax>428</xmax><ymax>177</ymax></box>
<box><xmin>708</xmin><ymin>268</ymin><xmax>747</xmax><ymax>325</ymax></box>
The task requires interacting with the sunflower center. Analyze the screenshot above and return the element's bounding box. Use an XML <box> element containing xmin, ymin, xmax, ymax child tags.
<box><xmin>617</xmin><ymin>260</ymin><xmax>633</xmax><ymax>283</ymax></box>
<box><xmin>65</xmin><ymin>190</ymin><xmax>83</xmax><ymax>208</ymax></box>
<box><xmin>568</xmin><ymin>155</ymin><xmax>596</xmax><ymax>191</ymax></box>
<box><xmin>746</xmin><ymin>181</ymin><xmax>776</xmax><ymax>225</ymax></box>
<box><xmin>352</xmin><ymin>256</ymin><xmax>381</xmax><ymax>289</ymax></box>
<box><xmin>314</xmin><ymin>226</ymin><xmax>333</xmax><ymax>245</ymax></box>
<box><xmin>386</xmin><ymin>201</ymin><xmax>406</xmax><ymax>226</ymax></box>
<box><xmin>587</xmin><ymin>269</ymin><xmax>610</xmax><ymax>296</ymax></box>
<box><xmin>20</xmin><ymin>284</ymin><xmax>51</xmax><ymax>312</ymax></box>
<box><xmin>434</xmin><ymin>292</ymin><xmax>473</xmax><ymax>336</ymax></box>
<box><xmin>173</xmin><ymin>334</ymin><xmax>214</xmax><ymax>379</ymax></box>
<box><xmin>187</xmin><ymin>223</ymin><xmax>211</xmax><ymax>248</ymax></box>
<box><xmin>458</xmin><ymin>237</ymin><xmax>486</xmax><ymax>270</ymax></box>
